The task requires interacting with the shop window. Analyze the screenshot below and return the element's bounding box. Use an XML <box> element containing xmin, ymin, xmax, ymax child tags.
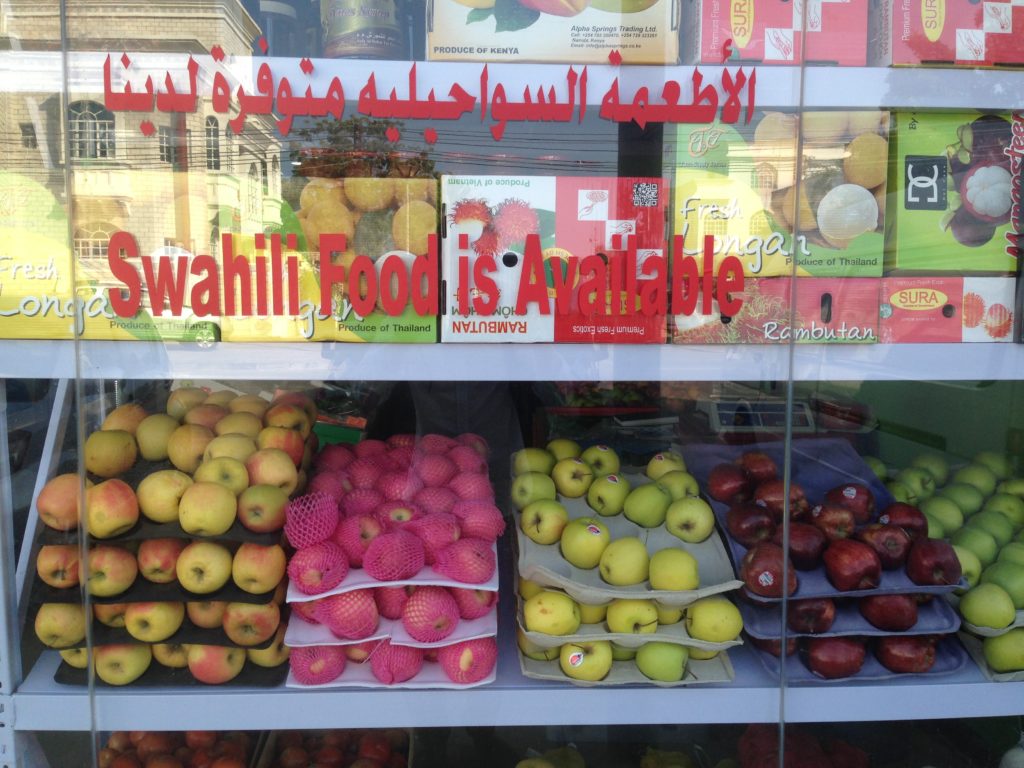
<box><xmin>73</xmin><ymin>222</ymin><xmax>117</xmax><ymax>265</ymax></box>
<box><xmin>205</xmin><ymin>117</ymin><xmax>221</xmax><ymax>170</ymax></box>
<box><xmin>20</xmin><ymin>123</ymin><xmax>37</xmax><ymax>149</ymax></box>
<box><xmin>68</xmin><ymin>101</ymin><xmax>114</xmax><ymax>159</ymax></box>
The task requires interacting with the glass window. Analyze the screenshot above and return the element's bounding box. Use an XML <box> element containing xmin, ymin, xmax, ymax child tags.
<box><xmin>205</xmin><ymin>116</ymin><xmax>220</xmax><ymax>170</ymax></box>
<box><xmin>68</xmin><ymin>100</ymin><xmax>114</xmax><ymax>159</ymax></box>
<box><xmin>19</xmin><ymin>123</ymin><xmax>36</xmax><ymax>149</ymax></box>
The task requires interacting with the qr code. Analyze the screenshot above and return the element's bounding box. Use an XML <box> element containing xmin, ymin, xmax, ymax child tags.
<box><xmin>632</xmin><ymin>182</ymin><xmax>659</xmax><ymax>207</ymax></box>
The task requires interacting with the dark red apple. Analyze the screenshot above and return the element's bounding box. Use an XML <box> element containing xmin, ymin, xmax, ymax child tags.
<box><xmin>708</xmin><ymin>463</ymin><xmax>752</xmax><ymax>504</ymax></box>
<box><xmin>802</xmin><ymin>636</ymin><xmax>867</xmax><ymax>679</ymax></box>
<box><xmin>905</xmin><ymin>538</ymin><xmax>963</xmax><ymax>586</ymax></box>
<box><xmin>855</xmin><ymin>523</ymin><xmax>912</xmax><ymax>569</ymax></box>
<box><xmin>787</xmin><ymin>597</ymin><xmax>836</xmax><ymax>634</ymax></box>
<box><xmin>822</xmin><ymin>539</ymin><xmax>882</xmax><ymax>591</ymax></box>
<box><xmin>877</xmin><ymin>502</ymin><xmax>928</xmax><ymax>541</ymax></box>
<box><xmin>857</xmin><ymin>593</ymin><xmax>918</xmax><ymax>631</ymax></box>
<box><xmin>726</xmin><ymin>502</ymin><xmax>776</xmax><ymax>547</ymax></box>
<box><xmin>740</xmin><ymin>541</ymin><xmax>797</xmax><ymax>598</ymax></box>
<box><xmin>747</xmin><ymin>634</ymin><xmax>797</xmax><ymax>657</ymax></box>
<box><xmin>824</xmin><ymin>482</ymin><xmax>876</xmax><ymax>524</ymax></box>
<box><xmin>771</xmin><ymin>522</ymin><xmax>828</xmax><ymax>570</ymax></box>
<box><xmin>874</xmin><ymin>635</ymin><xmax>938</xmax><ymax>674</ymax></box>
<box><xmin>809</xmin><ymin>504</ymin><xmax>856</xmax><ymax>541</ymax></box>
<box><xmin>737</xmin><ymin>451</ymin><xmax>778</xmax><ymax>484</ymax></box>
<box><xmin>754</xmin><ymin>479</ymin><xmax>809</xmax><ymax>522</ymax></box>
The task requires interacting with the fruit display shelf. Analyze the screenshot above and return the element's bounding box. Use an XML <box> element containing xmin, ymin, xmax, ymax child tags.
<box><xmin>517</xmin><ymin>646</ymin><xmax>735</xmax><ymax>688</ymax></box>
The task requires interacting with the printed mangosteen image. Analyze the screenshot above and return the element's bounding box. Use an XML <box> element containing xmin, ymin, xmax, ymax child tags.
<box><xmin>942</xmin><ymin>114</ymin><xmax>1013</xmax><ymax>247</ymax></box>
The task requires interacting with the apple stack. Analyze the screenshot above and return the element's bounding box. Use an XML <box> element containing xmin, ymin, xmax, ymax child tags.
<box><xmin>98</xmin><ymin>729</ymin><xmax>256</xmax><ymax>768</ymax></box>
<box><xmin>511</xmin><ymin>438</ymin><xmax>744</xmax><ymax>686</ymax></box>
<box><xmin>281</xmin><ymin>432</ymin><xmax>502</xmax><ymax>688</ymax></box>
<box><xmin>883</xmin><ymin>450</ymin><xmax>1024</xmax><ymax>679</ymax></box>
<box><xmin>687</xmin><ymin>440</ymin><xmax>969</xmax><ymax>681</ymax></box>
<box><xmin>257</xmin><ymin>729</ymin><xmax>410</xmax><ymax>768</ymax></box>
<box><xmin>31</xmin><ymin>387</ymin><xmax>313</xmax><ymax>686</ymax></box>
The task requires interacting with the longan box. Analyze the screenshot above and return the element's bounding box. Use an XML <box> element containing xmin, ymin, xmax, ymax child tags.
<box><xmin>884</xmin><ymin>111</ymin><xmax>1022</xmax><ymax>275</ymax></box>
<box><xmin>222</xmin><ymin>178</ymin><xmax>440</xmax><ymax>343</ymax></box>
<box><xmin>427</xmin><ymin>0</ymin><xmax>680</xmax><ymax>65</ymax></box>
<box><xmin>672</xmin><ymin>110</ymin><xmax>889</xmax><ymax>278</ymax></box>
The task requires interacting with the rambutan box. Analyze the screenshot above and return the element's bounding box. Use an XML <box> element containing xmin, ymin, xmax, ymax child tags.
<box><xmin>427</xmin><ymin>0</ymin><xmax>680</xmax><ymax>65</ymax></box>
<box><xmin>670</xmin><ymin>277</ymin><xmax>880</xmax><ymax>343</ymax></box>
<box><xmin>878</xmin><ymin>276</ymin><xmax>1017</xmax><ymax>342</ymax></box>
<box><xmin>440</xmin><ymin>175</ymin><xmax>669</xmax><ymax>343</ymax></box>
<box><xmin>885</xmin><ymin>111</ymin><xmax>1022</xmax><ymax>274</ymax></box>
<box><xmin>870</xmin><ymin>0</ymin><xmax>1024</xmax><ymax>67</ymax></box>
<box><xmin>683</xmin><ymin>0</ymin><xmax>870</xmax><ymax>65</ymax></box>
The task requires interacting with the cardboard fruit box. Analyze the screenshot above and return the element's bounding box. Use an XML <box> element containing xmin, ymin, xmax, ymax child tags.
<box><xmin>878</xmin><ymin>276</ymin><xmax>1017</xmax><ymax>342</ymax></box>
<box><xmin>428</xmin><ymin>0</ymin><xmax>680</xmax><ymax>64</ymax></box>
<box><xmin>441</xmin><ymin>175</ymin><xmax>668</xmax><ymax>343</ymax></box>
<box><xmin>673</xmin><ymin>110</ymin><xmax>889</xmax><ymax>278</ymax></box>
<box><xmin>683</xmin><ymin>0</ymin><xmax>870</xmax><ymax>66</ymax></box>
<box><xmin>885</xmin><ymin>111</ymin><xmax>1023</xmax><ymax>275</ymax></box>
<box><xmin>870</xmin><ymin>0</ymin><xmax>1024</xmax><ymax>67</ymax></box>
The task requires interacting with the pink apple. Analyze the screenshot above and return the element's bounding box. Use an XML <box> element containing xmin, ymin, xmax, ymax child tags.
<box><xmin>263</xmin><ymin>402</ymin><xmax>313</xmax><ymax>440</ymax></box>
<box><xmin>257</xmin><ymin>426</ymin><xmax>305</xmax><ymax>467</ymax></box>
<box><xmin>221</xmin><ymin>601</ymin><xmax>281</xmax><ymax>646</ymax></box>
<box><xmin>87</xmin><ymin>544</ymin><xmax>138</xmax><ymax>597</ymax></box>
<box><xmin>236</xmin><ymin>484</ymin><xmax>289</xmax><ymax>532</ymax></box>
<box><xmin>186</xmin><ymin>600</ymin><xmax>227</xmax><ymax>629</ymax></box>
<box><xmin>36</xmin><ymin>473</ymin><xmax>86</xmax><ymax>531</ymax></box>
<box><xmin>36</xmin><ymin>544</ymin><xmax>80</xmax><ymax>589</ymax></box>
<box><xmin>186</xmin><ymin>644</ymin><xmax>246</xmax><ymax>684</ymax></box>
<box><xmin>137</xmin><ymin>538</ymin><xmax>187</xmax><ymax>584</ymax></box>
<box><xmin>245</xmin><ymin>449</ymin><xmax>299</xmax><ymax>495</ymax></box>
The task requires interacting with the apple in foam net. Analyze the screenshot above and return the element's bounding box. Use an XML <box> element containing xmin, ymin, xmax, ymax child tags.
<box><xmin>137</xmin><ymin>538</ymin><xmax>187</xmax><ymax>583</ymax></box>
<box><xmin>510</xmin><ymin>472</ymin><xmax>557</xmax><ymax>510</ymax></box>
<box><xmin>194</xmin><ymin>457</ymin><xmax>250</xmax><ymax>497</ymax></box>
<box><xmin>232</xmin><ymin>542</ymin><xmax>287</xmax><ymax>595</ymax></box>
<box><xmin>83</xmin><ymin>429</ymin><xmax>137</xmax><ymax>478</ymax></box>
<box><xmin>124</xmin><ymin>601</ymin><xmax>186</xmax><ymax>643</ymax></box>
<box><xmin>87</xmin><ymin>544</ymin><xmax>138</xmax><ymax>597</ymax></box>
<box><xmin>35</xmin><ymin>544</ymin><xmax>80</xmax><ymax>589</ymax></box>
<box><xmin>664</xmin><ymin>496</ymin><xmax>716</xmax><ymax>543</ymax></box>
<box><xmin>176</xmin><ymin>540</ymin><xmax>233</xmax><ymax>594</ymax></box>
<box><xmin>222</xmin><ymin>601</ymin><xmax>281</xmax><ymax>646</ymax></box>
<box><xmin>520</xmin><ymin>499</ymin><xmax>569</xmax><ymax>545</ymax></box>
<box><xmin>187</xmin><ymin>644</ymin><xmax>246</xmax><ymax>684</ymax></box>
<box><xmin>551</xmin><ymin>457</ymin><xmax>595</xmax><ymax>498</ymax></box>
<box><xmin>622</xmin><ymin>483</ymin><xmax>673</xmax><ymax>528</ymax></box>
<box><xmin>580</xmin><ymin>444</ymin><xmax>620</xmax><ymax>477</ymax></box>
<box><xmin>136</xmin><ymin>469</ymin><xmax>193</xmax><ymax>524</ymax></box>
<box><xmin>36</xmin><ymin>472</ymin><xmax>87</xmax><ymax>531</ymax></box>
<box><xmin>236</xmin><ymin>484</ymin><xmax>288</xmax><ymax>533</ymax></box>
<box><xmin>559</xmin><ymin>517</ymin><xmax>610</xmax><ymax>569</ymax></box>
<box><xmin>94</xmin><ymin>643</ymin><xmax>153</xmax><ymax>686</ymax></box>
<box><xmin>245</xmin><ymin>448</ymin><xmax>299</xmax><ymax>495</ymax></box>
<box><xmin>86</xmin><ymin>478</ymin><xmax>139</xmax><ymax>539</ymax></box>
<box><xmin>587</xmin><ymin>473</ymin><xmax>630</xmax><ymax>516</ymax></box>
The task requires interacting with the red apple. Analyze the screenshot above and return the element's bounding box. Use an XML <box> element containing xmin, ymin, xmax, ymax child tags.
<box><xmin>708</xmin><ymin>463</ymin><xmax>751</xmax><ymax>504</ymax></box>
<box><xmin>771</xmin><ymin>522</ymin><xmax>828</xmax><ymax>570</ymax></box>
<box><xmin>822</xmin><ymin>539</ymin><xmax>882</xmax><ymax>591</ymax></box>
<box><xmin>725</xmin><ymin>502</ymin><xmax>776</xmax><ymax>547</ymax></box>
<box><xmin>877</xmin><ymin>502</ymin><xmax>928</xmax><ymax>541</ymax></box>
<box><xmin>747</xmin><ymin>634</ymin><xmax>797</xmax><ymax>657</ymax></box>
<box><xmin>808</xmin><ymin>504</ymin><xmax>856</xmax><ymax>542</ymax></box>
<box><xmin>857</xmin><ymin>593</ymin><xmax>918</xmax><ymax>631</ymax></box>
<box><xmin>802</xmin><ymin>636</ymin><xmax>866</xmax><ymax>679</ymax></box>
<box><xmin>737</xmin><ymin>451</ymin><xmax>778</xmax><ymax>483</ymax></box>
<box><xmin>855</xmin><ymin>524</ymin><xmax>912</xmax><ymax>570</ymax></box>
<box><xmin>824</xmin><ymin>482</ymin><xmax>875</xmax><ymax>524</ymax></box>
<box><xmin>754</xmin><ymin>479</ymin><xmax>809</xmax><ymax>522</ymax></box>
<box><xmin>740</xmin><ymin>542</ymin><xmax>797</xmax><ymax>598</ymax></box>
<box><xmin>787</xmin><ymin>598</ymin><xmax>836</xmax><ymax>634</ymax></box>
<box><xmin>875</xmin><ymin>634</ymin><xmax>937</xmax><ymax>673</ymax></box>
<box><xmin>905</xmin><ymin>538</ymin><xmax>962</xmax><ymax>586</ymax></box>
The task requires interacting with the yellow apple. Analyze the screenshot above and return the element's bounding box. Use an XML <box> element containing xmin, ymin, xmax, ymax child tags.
<box><xmin>94</xmin><ymin>643</ymin><xmax>152</xmax><ymax>685</ymax></box>
<box><xmin>84</xmin><ymin>429</ymin><xmax>137</xmax><ymax>478</ymax></box>
<box><xmin>516</xmin><ymin>627</ymin><xmax>559</xmax><ymax>661</ymax></box>
<box><xmin>86</xmin><ymin>479</ymin><xmax>139</xmax><ymax>538</ymax></box>
<box><xmin>685</xmin><ymin>596</ymin><xmax>743</xmax><ymax>643</ymax></box>
<box><xmin>35</xmin><ymin>544</ymin><xmax>80</xmax><ymax>589</ymax></box>
<box><xmin>523</xmin><ymin>590</ymin><xmax>581</xmax><ymax>636</ymax></box>
<box><xmin>559</xmin><ymin>640</ymin><xmax>613</xmax><ymax>682</ymax></box>
<box><xmin>134</xmin><ymin>413</ymin><xmax>180</xmax><ymax>461</ymax></box>
<box><xmin>176</xmin><ymin>541</ymin><xmax>233</xmax><ymax>594</ymax></box>
<box><xmin>578</xmin><ymin>602</ymin><xmax>608</xmax><ymax>624</ymax></box>
<box><xmin>263</xmin><ymin>402</ymin><xmax>313</xmax><ymax>440</ymax></box>
<box><xmin>136</xmin><ymin>469</ymin><xmax>193</xmax><ymax>523</ymax></box>
<box><xmin>560</xmin><ymin>517</ymin><xmax>611</xmax><ymax>569</ymax></box>
<box><xmin>60</xmin><ymin>647</ymin><xmax>91</xmax><ymax>669</ymax></box>
<box><xmin>124</xmin><ymin>601</ymin><xmax>186</xmax><ymax>643</ymax></box>
<box><xmin>214</xmin><ymin>411</ymin><xmax>263</xmax><ymax>439</ymax></box>
<box><xmin>183</xmin><ymin>404</ymin><xmax>228</xmax><ymax>431</ymax></box>
<box><xmin>167</xmin><ymin>424</ymin><xmax>215</xmax><ymax>474</ymax></box>
<box><xmin>203</xmin><ymin>390</ymin><xmax>237</xmax><ymax>407</ymax></box>
<box><xmin>228</xmin><ymin>393</ymin><xmax>270</xmax><ymax>418</ymax></box>
<box><xmin>178</xmin><ymin>481</ymin><xmax>237</xmax><ymax>536</ymax></box>
<box><xmin>204</xmin><ymin>433</ymin><xmax>258</xmax><ymax>464</ymax></box>
<box><xmin>93</xmin><ymin>602</ymin><xmax>128</xmax><ymax>627</ymax></box>
<box><xmin>247</xmin><ymin>623</ymin><xmax>290</xmax><ymax>667</ymax></box>
<box><xmin>518</xmin><ymin>576</ymin><xmax>545</xmax><ymax>600</ymax></box>
<box><xmin>222</xmin><ymin>601</ymin><xmax>281</xmax><ymax>646</ymax></box>
<box><xmin>245</xmin><ymin>448</ymin><xmax>299</xmax><ymax>495</ymax></box>
<box><xmin>236</xmin><ymin>484</ymin><xmax>288</xmax><ymax>533</ymax></box>
<box><xmin>655</xmin><ymin>602</ymin><xmax>684</xmax><ymax>625</ymax></box>
<box><xmin>257</xmin><ymin>426</ymin><xmax>306</xmax><ymax>467</ymax></box>
<box><xmin>605</xmin><ymin>598</ymin><xmax>659</xmax><ymax>634</ymax></box>
<box><xmin>34</xmin><ymin>602</ymin><xmax>87</xmax><ymax>648</ymax></box>
<box><xmin>231</xmin><ymin>542</ymin><xmax>287</xmax><ymax>594</ymax></box>
<box><xmin>101</xmin><ymin>403</ymin><xmax>148</xmax><ymax>434</ymax></box>
<box><xmin>598</xmin><ymin>537</ymin><xmax>649</xmax><ymax>586</ymax></box>
<box><xmin>194</xmin><ymin>457</ymin><xmax>250</xmax><ymax>496</ymax></box>
<box><xmin>166</xmin><ymin>387</ymin><xmax>208</xmax><ymax>420</ymax></box>
<box><xmin>152</xmin><ymin>642</ymin><xmax>189</xmax><ymax>668</ymax></box>
<box><xmin>648</xmin><ymin>548</ymin><xmax>700</xmax><ymax>591</ymax></box>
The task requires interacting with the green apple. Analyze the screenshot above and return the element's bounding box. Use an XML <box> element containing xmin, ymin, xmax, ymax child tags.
<box><xmin>953</xmin><ymin>544</ymin><xmax>983</xmax><ymax>589</ymax></box>
<box><xmin>646</xmin><ymin>451</ymin><xmax>687</xmax><ymax>481</ymax></box>
<box><xmin>951</xmin><ymin>526</ymin><xmax>999</xmax><ymax>568</ymax></box>
<box><xmin>518</xmin><ymin>576</ymin><xmax>545</xmax><ymax>600</ymax></box>
<box><xmin>605</xmin><ymin>598</ymin><xmax>659</xmax><ymax>634</ymax></box>
<box><xmin>886</xmin><ymin>480</ymin><xmax>913</xmax><ymax>504</ymax></box>
<box><xmin>939</xmin><ymin>483</ymin><xmax>986</xmax><ymax>517</ymax></box>
<box><xmin>598</xmin><ymin>537</ymin><xmax>650</xmax><ymax>586</ymax></box>
<box><xmin>648</xmin><ymin>548</ymin><xmax>700</xmax><ymax>591</ymax></box>
<box><xmin>665</xmin><ymin>497</ymin><xmax>716</xmax><ymax>543</ymax></box>
<box><xmin>587</xmin><ymin>474</ymin><xmax>631</xmax><ymax>516</ymax></box>
<box><xmin>559</xmin><ymin>640</ymin><xmax>613</xmax><ymax>682</ymax></box>
<box><xmin>895</xmin><ymin>467</ymin><xmax>936</xmax><ymax>503</ymax></box>
<box><xmin>580</xmin><ymin>444</ymin><xmax>620</xmax><ymax>477</ymax></box>
<box><xmin>635</xmin><ymin>642</ymin><xmax>689</xmax><ymax>683</ymax></box>
<box><xmin>622</xmin><ymin>483</ymin><xmax>673</xmax><ymax>528</ymax></box>
<box><xmin>578</xmin><ymin>602</ymin><xmax>608</xmax><ymax>624</ymax></box>
<box><xmin>516</xmin><ymin>628</ymin><xmax>559</xmax><ymax>661</ymax></box>
<box><xmin>981</xmin><ymin>560</ymin><xmax>1024</xmax><ymax>609</ymax></box>
<box><xmin>959</xmin><ymin>583</ymin><xmax>1016</xmax><ymax>629</ymax></box>
<box><xmin>862</xmin><ymin>455</ymin><xmax>887</xmax><ymax>481</ymax></box>
<box><xmin>546</xmin><ymin>438</ymin><xmax>582</xmax><ymax>461</ymax></box>
<box><xmin>560</xmin><ymin>517</ymin><xmax>611</xmax><ymax>569</ymax></box>
<box><xmin>655</xmin><ymin>602</ymin><xmax>684</xmax><ymax>625</ymax></box>
<box><xmin>655</xmin><ymin>470</ymin><xmax>700</xmax><ymax>501</ymax></box>
<box><xmin>685</xmin><ymin>596</ymin><xmax>743</xmax><ymax>643</ymax></box>
<box><xmin>687</xmin><ymin>647</ymin><xmax>720</xmax><ymax>661</ymax></box>
<box><xmin>512</xmin><ymin>448</ymin><xmax>556</xmax><ymax>477</ymax></box>
<box><xmin>610</xmin><ymin>642</ymin><xmax>636</xmax><ymax>661</ymax></box>
<box><xmin>520</xmin><ymin>499</ymin><xmax>570</xmax><ymax>545</ymax></box>
<box><xmin>551</xmin><ymin>458</ymin><xmax>595</xmax><ymax>499</ymax></box>
<box><xmin>999</xmin><ymin>542</ymin><xmax>1024</xmax><ymax>567</ymax></box>
<box><xmin>974</xmin><ymin>450</ymin><xmax>1013</xmax><ymax>481</ymax></box>
<box><xmin>953</xmin><ymin>464</ymin><xmax>999</xmax><ymax>497</ymax></box>
<box><xmin>511</xmin><ymin>472</ymin><xmax>557</xmax><ymax>511</ymax></box>
<box><xmin>968</xmin><ymin>511</ymin><xmax>1015</xmax><ymax>547</ymax></box>
<box><xmin>983</xmin><ymin>627</ymin><xmax>1024</xmax><ymax>673</ymax></box>
<box><xmin>997</xmin><ymin>478</ymin><xmax>1024</xmax><ymax>498</ymax></box>
<box><xmin>523</xmin><ymin>590</ymin><xmax>581</xmax><ymax>636</ymax></box>
<box><xmin>924</xmin><ymin>512</ymin><xmax>945</xmax><ymax>539</ymax></box>
<box><xmin>982</xmin><ymin>493</ymin><xmax>1024</xmax><ymax>528</ymax></box>
<box><xmin>920</xmin><ymin>495</ymin><xmax>964</xmax><ymax>534</ymax></box>
<box><xmin>911</xmin><ymin>453</ymin><xmax>950</xmax><ymax>486</ymax></box>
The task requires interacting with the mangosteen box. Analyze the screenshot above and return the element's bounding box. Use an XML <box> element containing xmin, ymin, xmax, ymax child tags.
<box><xmin>427</xmin><ymin>0</ymin><xmax>680</xmax><ymax>65</ymax></box>
<box><xmin>440</xmin><ymin>175</ymin><xmax>668</xmax><ymax>344</ymax></box>
<box><xmin>672</xmin><ymin>110</ymin><xmax>889</xmax><ymax>278</ymax></box>
<box><xmin>885</xmin><ymin>111</ymin><xmax>1022</xmax><ymax>275</ymax></box>
<box><xmin>682</xmin><ymin>0</ymin><xmax>870</xmax><ymax>65</ymax></box>
<box><xmin>870</xmin><ymin>0</ymin><xmax>1024</xmax><ymax>67</ymax></box>
<box><xmin>670</xmin><ymin>277</ymin><xmax>880</xmax><ymax>344</ymax></box>
<box><xmin>879</xmin><ymin>276</ymin><xmax>1018</xmax><ymax>343</ymax></box>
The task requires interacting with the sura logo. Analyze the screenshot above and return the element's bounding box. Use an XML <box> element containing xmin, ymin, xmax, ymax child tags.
<box><xmin>922</xmin><ymin>0</ymin><xmax>945</xmax><ymax>41</ymax></box>
<box><xmin>731</xmin><ymin>0</ymin><xmax>753</xmax><ymax>48</ymax></box>
<box><xmin>905</xmin><ymin>155</ymin><xmax>947</xmax><ymax>211</ymax></box>
<box><xmin>890</xmin><ymin>288</ymin><xmax>948</xmax><ymax>310</ymax></box>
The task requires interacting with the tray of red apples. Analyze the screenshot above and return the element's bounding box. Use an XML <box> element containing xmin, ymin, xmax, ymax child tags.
<box><xmin>681</xmin><ymin>439</ymin><xmax>967</xmax><ymax>603</ymax></box>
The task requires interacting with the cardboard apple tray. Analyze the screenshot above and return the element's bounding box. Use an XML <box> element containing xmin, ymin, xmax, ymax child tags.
<box><xmin>284</xmin><ymin>648</ymin><xmax>497</xmax><ymax>690</ymax></box>
<box><xmin>517</xmin><ymin>649</ymin><xmax>735</xmax><ymax>688</ymax></box>
<box><xmin>516</xmin><ymin>596</ymin><xmax>740</xmax><ymax>652</ymax></box>
<box><xmin>681</xmin><ymin>439</ymin><xmax>969</xmax><ymax>601</ymax></box>
<box><xmin>957</xmin><ymin>631</ymin><xmax>1024</xmax><ymax>683</ymax></box>
<box><xmin>946</xmin><ymin>593</ymin><xmax>1024</xmax><ymax>638</ymax></box>
<box><xmin>284</xmin><ymin>609</ymin><xmax>497</xmax><ymax>649</ymax></box>
<box><xmin>752</xmin><ymin>633</ymin><xmax>968</xmax><ymax>684</ymax></box>
<box><xmin>739</xmin><ymin>593</ymin><xmax>961</xmax><ymax>640</ymax></box>
<box><xmin>515</xmin><ymin>474</ymin><xmax>742</xmax><ymax>606</ymax></box>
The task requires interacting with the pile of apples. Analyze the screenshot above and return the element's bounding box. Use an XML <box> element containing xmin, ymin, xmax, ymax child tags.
<box><xmin>514</xmin><ymin>744</ymin><xmax>586</xmax><ymax>768</ymax></box>
<box><xmin>97</xmin><ymin>729</ymin><xmax>253</xmax><ymax>768</ymax></box>
<box><xmin>879</xmin><ymin>450</ymin><xmax>1024</xmax><ymax>674</ymax></box>
<box><xmin>32</xmin><ymin>386</ymin><xmax>308</xmax><ymax>685</ymax></box>
<box><xmin>266</xmin><ymin>729</ymin><xmax>408</xmax><ymax>768</ymax></box>
<box><xmin>514</xmin><ymin>439</ymin><xmax>718</xmax><ymax>588</ymax></box>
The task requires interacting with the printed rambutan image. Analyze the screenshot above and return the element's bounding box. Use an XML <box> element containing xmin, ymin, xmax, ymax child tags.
<box><xmin>290</xmin><ymin>645</ymin><xmax>346</xmax><ymax>686</ymax></box>
<box><xmin>472</xmin><ymin>227</ymin><xmax>501</xmax><ymax>259</ymax></box>
<box><xmin>985</xmin><ymin>303</ymin><xmax>1013</xmax><ymax>339</ymax></box>
<box><xmin>962</xmin><ymin>292</ymin><xmax>985</xmax><ymax>328</ymax></box>
<box><xmin>449</xmin><ymin>198</ymin><xmax>492</xmax><ymax>243</ymax></box>
<box><xmin>493</xmin><ymin>198</ymin><xmax>539</xmax><ymax>245</ymax></box>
